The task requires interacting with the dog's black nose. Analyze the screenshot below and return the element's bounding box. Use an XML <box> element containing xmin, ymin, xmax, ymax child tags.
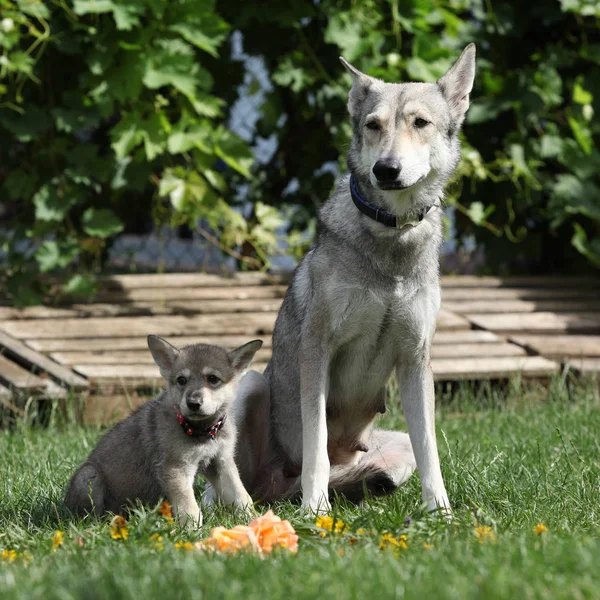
<box><xmin>373</xmin><ymin>159</ymin><xmax>401</xmax><ymax>183</ymax></box>
<box><xmin>186</xmin><ymin>396</ymin><xmax>201</xmax><ymax>411</ymax></box>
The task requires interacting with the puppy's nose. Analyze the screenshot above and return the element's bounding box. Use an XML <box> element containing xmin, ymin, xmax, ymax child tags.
<box><xmin>186</xmin><ymin>393</ymin><xmax>202</xmax><ymax>412</ymax></box>
<box><xmin>373</xmin><ymin>159</ymin><xmax>401</xmax><ymax>183</ymax></box>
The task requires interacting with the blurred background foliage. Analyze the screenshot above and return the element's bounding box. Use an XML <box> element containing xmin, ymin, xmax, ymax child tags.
<box><xmin>1</xmin><ymin>0</ymin><xmax>599</xmax><ymax>304</ymax></box>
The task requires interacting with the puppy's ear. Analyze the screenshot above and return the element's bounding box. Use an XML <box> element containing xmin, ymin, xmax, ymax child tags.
<box><xmin>339</xmin><ymin>57</ymin><xmax>378</xmax><ymax>118</ymax></box>
<box><xmin>228</xmin><ymin>340</ymin><xmax>263</xmax><ymax>372</ymax></box>
<box><xmin>147</xmin><ymin>335</ymin><xmax>179</xmax><ymax>378</ymax></box>
<box><xmin>437</xmin><ymin>43</ymin><xmax>476</xmax><ymax>124</ymax></box>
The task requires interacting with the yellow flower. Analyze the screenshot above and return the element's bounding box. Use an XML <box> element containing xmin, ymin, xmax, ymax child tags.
<box><xmin>474</xmin><ymin>525</ymin><xmax>496</xmax><ymax>544</ymax></box>
<box><xmin>110</xmin><ymin>515</ymin><xmax>129</xmax><ymax>541</ymax></box>
<box><xmin>379</xmin><ymin>533</ymin><xmax>408</xmax><ymax>552</ymax></box>
<box><xmin>159</xmin><ymin>501</ymin><xmax>174</xmax><ymax>523</ymax></box>
<box><xmin>52</xmin><ymin>530</ymin><xmax>64</xmax><ymax>552</ymax></box>
<box><xmin>174</xmin><ymin>541</ymin><xmax>194</xmax><ymax>551</ymax></box>
<box><xmin>315</xmin><ymin>515</ymin><xmax>349</xmax><ymax>537</ymax></box>
<box><xmin>422</xmin><ymin>543</ymin><xmax>432</xmax><ymax>550</ymax></box>
<box><xmin>533</xmin><ymin>523</ymin><xmax>548</xmax><ymax>536</ymax></box>
<box><xmin>2</xmin><ymin>549</ymin><xmax>17</xmax><ymax>563</ymax></box>
<box><xmin>149</xmin><ymin>533</ymin><xmax>164</xmax><ymax>551</ymax></box>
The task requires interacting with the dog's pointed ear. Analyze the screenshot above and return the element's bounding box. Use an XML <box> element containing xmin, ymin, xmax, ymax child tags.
<box><xmin>340</xmin><ymin>56</ymin><xmax>377</xmax><ymax>118</ymax></box>
<box><xmin>228</xmin><ymin>340</ymin><xmax>263</xmax><ymax>372</ymax></box>
<box><xmin>148</xmin><ymin>335</ymin><xmax>179</xmax><ymax>378</ymax></box>
<box><xmin>437</xmin><ymin>43</ymin><xmax>476</xmax><ymax>124</ymax></box>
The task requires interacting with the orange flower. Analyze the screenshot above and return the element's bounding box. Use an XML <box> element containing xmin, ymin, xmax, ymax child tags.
<box><xmin>249</xmin><ymin>510</ymin><xmax>299</xmax><ymax>554</ymax></box>
<box><xmin>159</xmin><ymin>501</ymin><xmax>174</xmax><ymax>523</ymax></box>
<box><xmin>198</xmin><ymin>526</ymin><xmax>261</xmax><ymax>554</ymax></box>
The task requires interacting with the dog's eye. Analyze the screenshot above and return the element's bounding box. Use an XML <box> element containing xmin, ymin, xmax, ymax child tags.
<box><xmin>176</xmin><ymin>376</ymin><xmax>187</xmax><ymax>386</ymax></box>
<box><xmin>414</xmin><ymin>118</ymin><xmax>429</xmax><ymax>129</ymax></box>
<box><xmin>207</xmin><ymin>375</ymin><xmax>221</xmax><ymax>386</ymax></box>
<box><xmin>365</xmin><ymin>120</ymin><xmax>380</xmax><ymax>131</ymax></box>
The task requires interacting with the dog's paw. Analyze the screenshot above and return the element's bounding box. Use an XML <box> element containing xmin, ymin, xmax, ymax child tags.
<box><xmin>301</xmin><ymin>495</ymin><xmax>332</xmax><ymax>515</ymax></box>
<box><xmin>426</xmin><ymin>496</ymin><xmax>452</xmax><ymax>523</ymax></box>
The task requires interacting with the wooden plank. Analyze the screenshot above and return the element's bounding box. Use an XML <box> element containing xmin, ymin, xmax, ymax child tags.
<box><xmin>442</xmin><ymin>288</ymin><xmax>600</xmax><ymax>301</ymax></box>
<box><xmin>80</xmin><ymin>356</ymin><xmax>558</xmax><ymax>385</ymax></box>
<box><xmin>1</xmin><ymin>313</ymin><xmax>278</xmax><ymax>340</ymax></box>
<box><xmin>0</xmin><ymin>306</ymin><xmax>80</xmax><ymax>320</ymax></box>
<box><xmin>0</xmin><ymin>354</ymin><xmax>47</xmax><ymax>390</ymax></box>
<box><xmin>436</xmin><ymin>309</ymin><xmax>470</xmax><ymax>331</ymax></box>
<box><xmin>0</xmin><ymin>331</ymin><xmax>88</xmax><ymax>389</ymax></box>
<box><xmin>431</xmin><ymin>356</ymin><xmax>559</xmax><ymax>380</ymax></box>
<box><xmin>440</xmin><ymin>276</ymin><xmax>599</xmax><ymax>289</ymax></box>
<box><xmin>82</xmin><ymin>394</ymin><xmax>149</xmax><ymax>425</ymax></box>
<box><xmin>74</xmin><ymin>364</ymin><xmax>161</xmax><ymax>386</ymax></box>
<box><xmin>433</xmin><ymin>330</ymin><xmax>499</xmax><ymax>344</ymax></box>
<box><xmin>510</xmin><ymin>335</ymin><xmax>600</xmax><ymax>359</ymax></box>
<box><xmin>26</xmin><ymin>335</ymin><xmax>274</xmax><ymax>353</ymax></box>
<box><xmin>93</xmin><ymin>285</ymin><xmax>288</xmax><ymax>303</ymax></box>
<box><xmin>99</xmin><ymin>272</ymin><xmax>289</xmax><ymax>290</ymax></box>
<box><xmin>431</xmin><ymin>342</ymin><xmax>525</xmax><ymax>359</ymax></box>
<box><xmin>54</xmin><ymin>344</ymin><xmax>521</xmax><ymax>365</ymax></box>
<box><xmin>3</xmin><ymin>310</ymin><xmax>465</xmax><ymax>340</ymax></box>
<box><xmin>468</xmin><ymin>312</ymin><xmax>600</xmax><ymax>334</ymax></box>
<box><xmin>565</xmin><ymin>358</ymin><xmax>600</xmax><ymax>373</ymax></box>
<box><xmin>0</xmin><ymin>298</ymin><xmax>284</xmax><ymax>320</ymax></box>
<box><xmin>446</xmin><ymin>300</ymin><xmax>600</xmax><ymax>315</ymax></box>
<box><xmin>51</xmin><ymin>347</ymin><xmax>273</xmax><ymax>366</ymax></box>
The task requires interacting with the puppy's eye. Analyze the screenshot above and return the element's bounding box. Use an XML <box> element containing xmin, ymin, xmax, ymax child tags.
<box><xmin>176</xmin><ymin>376</ymin><xmax>187</xmax><ymax>386</ymax></box>
<box><xmin>414</xmin><ymin>118</ymin><xmax>429</xmax><ymax>129</ymax></box>
<box><xmin>365</xmin><ymin>120</ymin><xmax>380</xmax><ymax>131</ymax></box>
<box><xmin>207</xmin><ymin>375</ymin><xmax>221</xmax><ymax>386</ymax></box>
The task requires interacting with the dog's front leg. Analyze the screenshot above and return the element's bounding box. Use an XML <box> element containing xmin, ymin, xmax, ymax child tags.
<box><xmin>205</xmin><ymin>455</ymin><xmax>254</xmax><ymax>516</ymax></box>
<box><xmin>299</xmin><ymin>336</ymin><xmax>331</xmax><ymax>514</ymax></box>
<box><xmin>396</xmin><ymin>360</ymin><xmax>451</xmax><ymax>516</ymax></box>
<box><xmin>162</xmin><ymin>467</ymin><xmax>202</xmax><ymax>527</ymax></box>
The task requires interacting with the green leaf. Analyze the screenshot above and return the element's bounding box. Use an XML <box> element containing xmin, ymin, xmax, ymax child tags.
<box><xmin>567</xmin><ymin>115</ymin><xmax>593</xmax><ymax>155</ymax></box>
<box><xmin>63</xmin><ymin>274</ymin><xmax>98</xmax><ymax>297</ymax></box>
<box><xmin>35</xmin><ymin>240</ymin><xmax>79</xmax><ymax>272</ymax></box>
<box><xmin>33</xmin><ymin>185</ymin><xmax>77</xmax><ymax>222</ymax></box>
<box><xmin>73</xmin><ymin>0</ymin><xmax>114</xmax><ymax>15</ymax></box>
<box><xmin>111</xmin><ymin>112</ymin><xmax>144</xmax><ymax>159</ymax></box>
<box><xmin>82</xmin><ymin>208</ymin><xmax>124</xmax><ymax>238</ymax></box>
<box><xmin>539</xmin><ymin>135</ymin><xmax>563</xmax><ymax>158</ymax></box>
<box><xmin>214</xmin><ymin>128</ymin><xmax>253</xmax><ymax>178</ymax></box>
<box><xmin>4</xmin><ymin>169</ymin><xmax>37</xmax><ymax>200</ymax></box>
<box><xmin>140</xmin><ymin>112</ymin><xmax>169</xmax><ymax>161</ymax></box>
<box><xmin>17</xmin><ymin>0</ymin><xmax>50</xmax><ymax>19</ymax></box>
<box><xmin>169</xmin><ymin>19</ymin><xmax>229</xmax><ymax>58</ymax></box>
<box><xmin>573</xmin><ymin>79</ymin><xmax>593</xmax><ymax>105</ymax></box>
<box><xmin>571</xmin><ymin>223</ymin><xmax>600</xmax><ymax>267</ymax></box>
<box><xmin>325</xmin><ymin>13</ymin><xmax>363</xmax><ymax>62</ymax></box>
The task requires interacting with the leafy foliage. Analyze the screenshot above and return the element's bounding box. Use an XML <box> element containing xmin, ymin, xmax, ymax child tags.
<box><xmin>221</xmin><ymin>0</ymin><xmax>600</xmax><ymax>274</ymax></box>
<box><xmin>0</xmin><ymin>0</ymin><xmax>269</xmax><ymax>304</ymax></box>
<box><xmin>1</xmin><ymin>0</ymin><xmax>599</xmax><ymax>305</ymax></box>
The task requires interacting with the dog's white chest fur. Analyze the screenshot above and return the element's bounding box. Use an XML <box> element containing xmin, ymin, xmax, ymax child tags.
<box><xmin>327</xmin><ymin>278</ymin><xmax>440</xmax><ymax>408</ymax></box>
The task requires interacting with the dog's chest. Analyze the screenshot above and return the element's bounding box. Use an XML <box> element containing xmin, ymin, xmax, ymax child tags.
<box><xmin>328</xmin><ymin>281</ymin><xmax>439</xmax><ymax>403</ymax></box>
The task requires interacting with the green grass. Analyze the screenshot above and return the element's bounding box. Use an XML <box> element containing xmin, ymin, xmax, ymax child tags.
<box><xmin>1</xmin><ymin>376</ymin><xmax>599</xmax><ymax>599</ymax></box>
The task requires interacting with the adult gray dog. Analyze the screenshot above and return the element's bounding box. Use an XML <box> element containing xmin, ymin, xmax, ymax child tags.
<box><xmin>232</xmin><ymin>44</ymin><xmax>476</xmax><ymax>515</ymax></box>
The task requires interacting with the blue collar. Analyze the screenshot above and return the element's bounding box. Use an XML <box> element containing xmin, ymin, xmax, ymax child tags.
<box><xmin>349</xmin><ymin>175</ymin><xmax>433</xmax><ymax>229</ymax></box>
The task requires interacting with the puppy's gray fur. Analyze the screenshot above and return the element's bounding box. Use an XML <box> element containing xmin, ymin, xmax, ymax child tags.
<box><xmin>64</xmin><ymin>336</ymin><xmax>262</xmax><ymax>526</ymax></box>
<box><xmin>235</xmin><ymin>45</ymin><xmax>476</xmax><ymax>514</ymax></box>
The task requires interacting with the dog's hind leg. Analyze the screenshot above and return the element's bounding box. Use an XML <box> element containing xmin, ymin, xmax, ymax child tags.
<box><xmin>64</xmin><ymin>463</ymin><xmax>106</xmax><ymax>516</ymax></box>
<box><xmin>232</xmin><ymin>370</ymin><xmax>271</xmax><ymax>494</ymax></box>
<box><xmin>328</xmin><ymin>429</ymin><xmax>416</xmax><ymax>502</ymax></box>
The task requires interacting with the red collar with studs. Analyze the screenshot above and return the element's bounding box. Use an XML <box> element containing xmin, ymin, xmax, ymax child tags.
<box><xmin>173</xmin><ymin>406</ymin><xmax>226</xmax><ymax>440</ymax></box>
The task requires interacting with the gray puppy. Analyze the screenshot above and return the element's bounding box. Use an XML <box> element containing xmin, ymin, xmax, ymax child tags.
<box><xmin>64</xmin><ymin>336</ymin><xmax>262</xmax><ymax>526</ymax></box>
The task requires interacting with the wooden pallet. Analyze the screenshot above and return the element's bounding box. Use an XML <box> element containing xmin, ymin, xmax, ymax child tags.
<box><xmin>2</xmin><ymin>274</ymin><xmax>598</xmax><ymax>407</ymax></box>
